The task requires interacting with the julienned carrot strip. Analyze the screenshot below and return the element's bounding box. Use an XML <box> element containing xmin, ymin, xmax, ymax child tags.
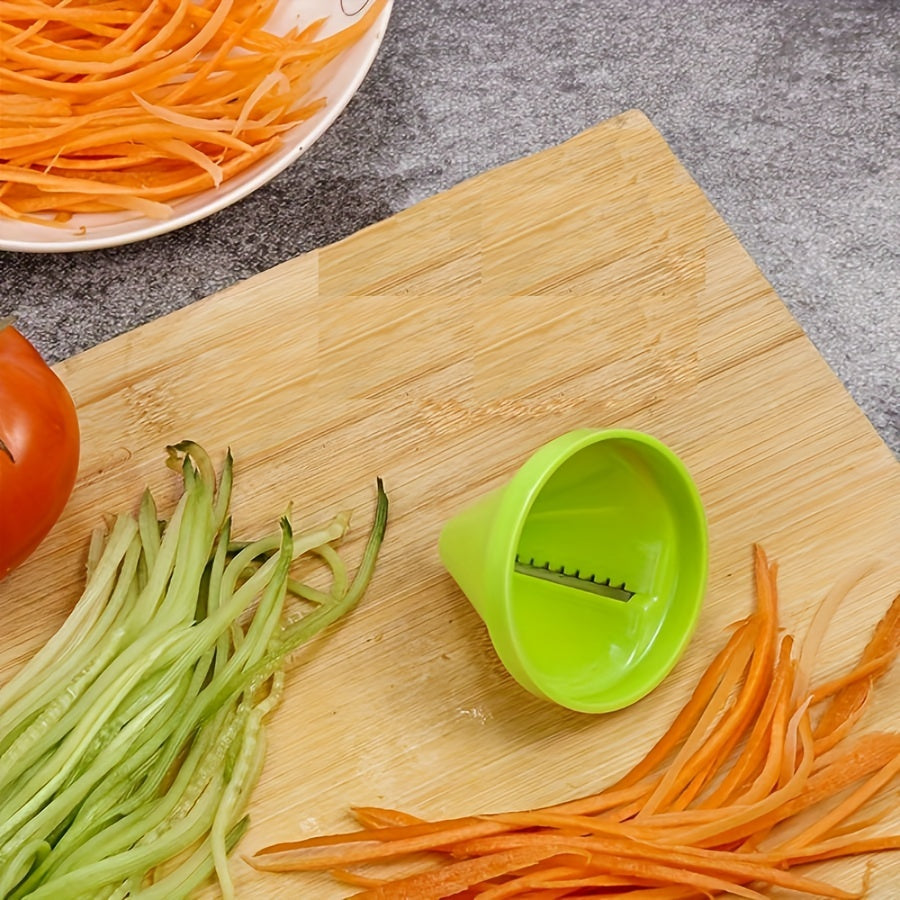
<box><xmin>777</xmin><ymin>750</ymin><xmax>900</xmax><ymax>852</ymax></box>
<box><xmin>784</xmin><ymin>833</ymin><xmax>900</xmax><ymax>865</ymax></box>
<box><xmin>352</xmin><ymin>806</ymin><xmax>429</xmax><ymax>829</ymax></box>
<box><xmin>792</xmin><ymin>562</ymin><xmax>877</xmax><ymax>711</ymax></box>
<box><xmin>474</xmin><ymin>866</ymin><xmax>635</xmax><ymax>900</ymax></box>
<box><xmin>352</xmin><ymin>848</ymin><xmax>770</xmax><ymax>900</ymax></box>
<box><xmin>636</xmin><ymin>623</ymin><xmax>757</xmax><ymax>817</ymax></box>
<box><xmin>488</xmin><ymin>891</ymin><xmax>574</xmax><ymax>900</ymax></box>
<box><xmin>733</xmin><ymin>701</ymin><xmax>816</xmax><ymax>853</ymax></box>
<box><xmin>810</xmin><ymin>650</ymin><xmax>896</xmax><ymax>706</ymax></box>
<box><xmin>609</xmin><ymin>617</ymin><xmax>757</xmax><ymax>792</ymax></box>
<box><xmin>736</xmin><ymin>732</ymin><xmax>900</xmax><ymax>853</ymax></box>
<box><xmin>822</xmin><ymin>805</ymin><xmax>894</xmax><ymax>840</ymax></box>
<box><xmin>720</xmin><ymin>734</ymin><xmax>900</xmax><ymax>853</ymax></box>
<box><xmin>484</xmin><ymin>889</ymin><xmax>576</xmax><ymax>900</ymax></box>
<box><xmin>465</xmin><ymin>812</ymin><xmax>660</xmax><ymax>848</ymax></box>
<box><xmin>252</xmin><ymin>815</ymin><xmax>484</xmax><ymax>856</ymax></box>
<box><xmin>701</xmin><ymin>635</ymin><xmax>795</xmax><ymax>808</ymax></box>
<box><xmin>0</xmin><ymin>164</ymin><xmax>149</xmax><ymax>195</ymax></box>
<box><xmin>329</xmin><ymin>867</ymin><xmax>391</xmax><ymax>889</ymax></box>
<box><xmin>667</xmin><ymin>705</ymin><xmax>815</xmax><ymax>849</ymax></box>
<box><xmin>814</xmin><ymin>592</ymin><xmax>900</xmax><ymax>741</ymax></box>
<box><xmin>779</xmin><ymin>696</ymin><xmax>814</xmax><ymax>788</ymax></box>
<box><xmin>480</xmin><ymin>876</ymin><xmax>685</xmax><ymax>900</ymax></box>
<box><xmin>232</xmin><ymin>70</ymin><xmax>288</xmax><ymax>136</ymax></box>
<box><xmin>3</xmin><ymin>0</ymin><xmax>210</xmax><ymax>97</ymax></box>
<box><xmin>154</xmin><ymin>1</ymin><xmax>280</xmax><ymax>107</ymax></box>
<box><xmin>810</xmin><ymin>593</ymin><xmax>900</xmax><ymax>756</ymax></box>
<box><xmin>17</xmin><ymin>150</ymin><xmax>164</xmax><ymax>173</ymax></box>
<box><xmin>351</xmin><ymin>847</ymin><xmax>592</xmax><ymax>900</ymax></box>
<box><xmin>83</xmin><ymin>193</ymin><xmax>172</xmax><ymax>218</ymax></box>
<box><xmin>733</xmin><ymin>652</ymin><xmax>794</xmax><ymax>807</ymax></box>
<box><xmin>85</xmin><ymin>135</ymin><xmax>282</xmax><ymax>204</ymax></box>
<box><xmin>8</xmin><ymin>123</ymin><xmax>254</xmax><ymax>171</ymax></box>
<box><xmin>250</xmin><ymin>549</ymin><xmax>899</xmax><ymax>897</ymax></box>
<box><xmin>813</xmin><ymin>691</ymin><xmax>872</xmax><ymax>757</ymax></box>
<box><xmin>248</xmin><ymin>819</ymin><xmax>515</xmax><ymax>871</ymax></box>
<box><xmin>447</xmin><ymin>832</ymin><xmax>863</xmax><ymax>899</ymax></box>
<box><xmin>147</xmin><ymin>140</ymin><xmax>224</xmax><ymax>187</ymax></box>
<box><xmin>1</xmin><ymin>0</ymin><xmax>187</xmax><ymax>73</ymax></box>
<box><xmin>96</xmin><ymin>0</ymin><xmax>166</xmax><ymax>55</ymax></box>
<box><xmin>548</xmin><ymin>775</ymin><xmax>659</xmax><ymax>819</ymax></box>
<box><xmin>815</xmin><ymin>731</ymin><xmax>900</xmax><ymax>781</ymax></box>
<box><xmin>596</xmin><ymin>889</ymin><xmax>708</xmax><ymax>900</ymax></box>
<box><xmin>0</xmin><ymin>4</ymin><xmax>140</xmax><ymax>25</ymax></box>
<box><xmin>0</xmin><ymin>0</ymin><xmax>389</xmax><ymax>221</ymax></box>
<box><xmin>638</xmin><ymin>546</ymin><xmax>777</xmax><ymax>818</ymax></box>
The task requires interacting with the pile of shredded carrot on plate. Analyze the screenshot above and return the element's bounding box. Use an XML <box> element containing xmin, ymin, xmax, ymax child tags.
<box><xmin>0</xmin><ymin>0</ymin><xmax>387</xmax><ymax>225</ymax></box>
<box><xmin>248</xmin><ymin>546</ymin><xmax>900</xmax><ymax>898</ymax></box>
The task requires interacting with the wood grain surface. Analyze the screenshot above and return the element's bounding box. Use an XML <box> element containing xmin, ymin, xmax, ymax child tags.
<box><xmin>2</xmin><ymin>109</ymin><xmax>898</xmax><ymax>897</ymax></box>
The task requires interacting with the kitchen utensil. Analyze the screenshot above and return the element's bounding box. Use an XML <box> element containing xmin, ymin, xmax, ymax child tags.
<box><xmin>439</xmin><ymin>428</ymin><xmax>708</xmax><ymax>713</ymax></box>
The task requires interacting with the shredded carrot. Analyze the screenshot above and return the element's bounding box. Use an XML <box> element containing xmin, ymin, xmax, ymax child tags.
<box><xmin>353</xmin><ymin>847</ymin><xmax>593</xmax><ymax>900</ymax></box>
<box><xmin>810</xmin><ymin>650</ymin><xmax>897</xmax><ymax>707</ymax></box>
<box><xmin>609</xmin><ymin>616</ymin><xmax>757</xmax><ymax>792</ymax></box>
<box><xmin>701</xmin><ymin>635</ymin><xmax>795</xmax><ymax>808</ymax></box>
<box><xmin>635</xmin><ymin>621</ymin><xmax>757</xmax><ymax>817</ymax></box>
<box><xmin>779</xmin><ymin>752</ymin><xmax>900</xmax><ymax>853</ymax></box>
<box><xmin>0</xmin><ymin>0</ymin><xmax>388</xmax><ymax>224</ymax></box>
<box><xmin>354</xmin><ymin>847</ymin><xmax>773</xmax><ymax>900</ymax></box>
<box><xmin>352</xmin><ymin>806</ymin><xmax>430</xmax><ymax>829</ymax></box>
<box><xmin>248</xmin><ymin>548</ymin><xmax>900</xmax><ymax>898</ymax></box>
<box><xmin>813</xmin><ymin>592</ymin><xmax>900</xmax><ymax>741</ymax></box>
<box><xmin>792</xmin><ymin>562</ymin><xmax>877</xmax><ymax>710</ymax></box>
<box><xmin>636</xmin><ymin>547</ymin><xmax>778</xmax><ymax>818</ymax></box>
<box><xmin>473</xmin><ymin>865</ymin><xmax>637</xmax><ymax>900</ymax></box>
<box><xmin>786</xmin><ymin>833</ymin><xmax>900</xmax><ymax>866</ymax></box>
<box><xmin>446</xmin><ymin>831</ymin><xmax>862</xmax><ymax>899</ymax></box>
<box><xmin>813</xmin><ymin>690</ymin><xmax>875</xmax><ymax>758</ymax></box>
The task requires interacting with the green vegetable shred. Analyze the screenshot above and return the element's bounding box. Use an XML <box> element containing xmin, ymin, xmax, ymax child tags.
<box><xmin>0</xmin><ymin>442</ymin><xmax>388</xmax><ymax>898</ymax></box>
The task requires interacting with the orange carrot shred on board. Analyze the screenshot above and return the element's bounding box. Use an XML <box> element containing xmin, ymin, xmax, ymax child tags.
<box><xmin>633</xmin><ymin>622</ymin><xmax>758</xmax><ymax>818</ymax></box>
<box><xmin>632</xmin><ymin>547</ymin><xmax>777</xmax><ymax>820</ymax></box>
<box><xmin>700</xmin><ymin>634</ymin><xmax>796</xmax><ymax>809</ymax></box>
<box><xmin>607</xmin><ymin>615</ymin><xmax>758</xmax><ymax>793</ymax></box>
<box><xmin>594</xmin><ymin>890</ymin><xmax>713</xmax><ymax>900</ymax></box>
<box><xmin>791</xmin><ymin>562</ymin><xmax>878</xmax><ymax>712</ymax></box>
<box><xmin>472</xmin><ymin>865</ymin><xmax>639</xmax><ymax>900</ymax></box>
<box><xmin>351</xmin><ymin>806</ymin><xmax>430</xmax><ymax>829</ymax></box>
<box><xmin>350</xmin><ymin>847</ymin><xmax>594</xmax><ymax>900</ymax></box>
<box><xmin>248</xmin><ymin>548</ymin><xmax>900</xmax><ymax>897</ymax></box>
<box><xmin>813</xmin><ymin>592</ymin><xmax>900</xmax><ymax>742</ymax></box>
<box><xmin>784</xmin><ymin>833</ymin><xmax>900</xmax><ymax>866</ymax></box>
<box><xmin>447</xmin><ymin>830</ymin><xmax>866</xmax><ymax>897</ymax></box>
<box><xmin>0</xmin><ymin>0</ymin><xmax>389</xmax><ymax>224</ymax></box>
<box><xmin>348</xmin><ymin>848</ymin><xmax>774</xmax><ymax>900</ymax></box>
<box><xmin>810</xmin><ymin>650</ymin><xmax>898</xmax><ymax>707</ymax></box>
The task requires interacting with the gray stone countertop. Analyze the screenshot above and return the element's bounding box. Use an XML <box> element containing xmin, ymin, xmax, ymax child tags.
<box><xmin>1</xmin><ymin>0</ymin><xmax>897</xmax><ymax>454</ymax></box>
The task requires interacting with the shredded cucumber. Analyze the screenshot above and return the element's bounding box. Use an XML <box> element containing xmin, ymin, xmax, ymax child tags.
<box><xmin>0</xmin><ymin>442</ymin><xmax>388</xmax><ymax>898</ymax></box>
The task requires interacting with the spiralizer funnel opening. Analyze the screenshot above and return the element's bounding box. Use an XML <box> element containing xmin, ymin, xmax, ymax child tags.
<box><xmin>438</xmin><ymin>429</ymin><xmax>708</xmax><ymax>714</ymax></box>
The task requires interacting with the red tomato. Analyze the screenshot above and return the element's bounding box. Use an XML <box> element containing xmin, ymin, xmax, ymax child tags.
<box><xmin>0</xmin><ymin>323</ymin><xmax>80</xmax><ymax>579</ymax></box>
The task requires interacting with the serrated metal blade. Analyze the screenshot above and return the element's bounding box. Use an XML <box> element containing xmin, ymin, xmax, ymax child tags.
<box><xmin>514</xmin><ymin>556</ymin><xmax>635</xmax><ymax>601</ymax></box>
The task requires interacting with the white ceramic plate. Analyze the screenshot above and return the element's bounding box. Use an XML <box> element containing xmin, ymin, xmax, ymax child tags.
<box><xmin>0</xmin><ymin>0</ymin><xmax>392</xmax><ymax>254</ymax></box>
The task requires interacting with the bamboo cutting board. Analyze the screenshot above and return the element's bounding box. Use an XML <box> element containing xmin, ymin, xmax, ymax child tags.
<box><xmin>3</xmin><ymin>109</ymin><xmax>899</xmax><ymax>897</ymax></box>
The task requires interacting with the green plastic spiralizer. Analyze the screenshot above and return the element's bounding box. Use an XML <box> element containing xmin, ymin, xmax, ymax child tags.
<box><xmin>439</xmin><ymin>428</ymin><xmax>708</xmax><ymax>714</ymax></box>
